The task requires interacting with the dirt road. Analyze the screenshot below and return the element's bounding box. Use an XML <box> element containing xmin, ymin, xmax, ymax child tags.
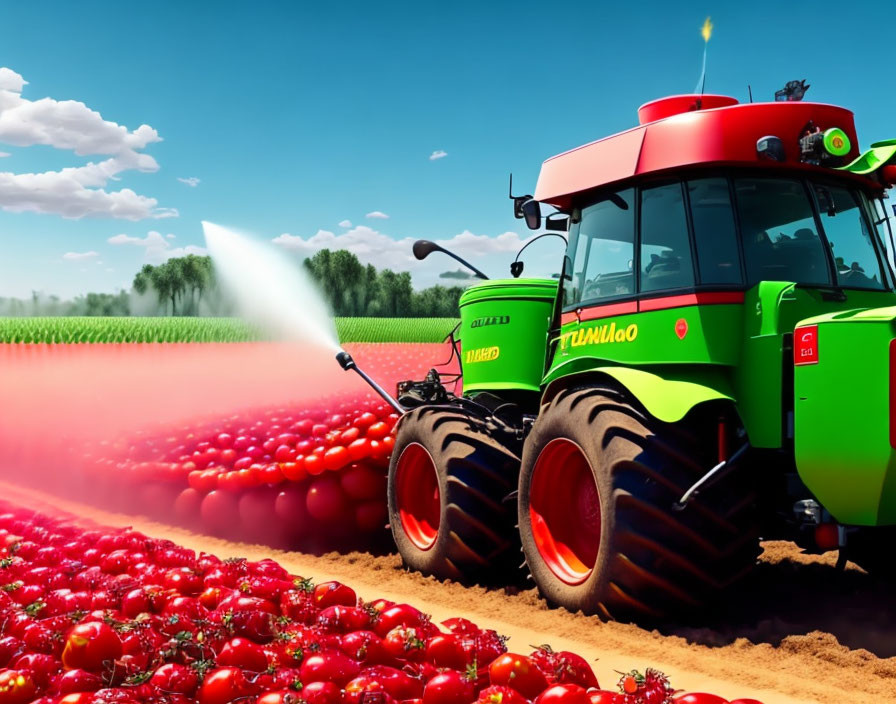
<box><xmin>5</xmin><ymin>482</ymin><xmax>895</xmax><ymax>704</ymax></box>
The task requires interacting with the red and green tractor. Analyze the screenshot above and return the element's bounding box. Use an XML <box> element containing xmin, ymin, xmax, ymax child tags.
<box><xmin>339</xmin><ymin>88</ymin><xmax>896</xmax><ymax>622</ymax></box>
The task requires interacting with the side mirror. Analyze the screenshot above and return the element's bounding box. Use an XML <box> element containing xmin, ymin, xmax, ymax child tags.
<box><xmin>412</xmin><ymin>240</ymin><xmax>441</xmax><ymax>260</ymax></box>
<box><xmin>521</xmin><ymin>199</ymin><xmax>541</xmax><ymax>230</ymax></box>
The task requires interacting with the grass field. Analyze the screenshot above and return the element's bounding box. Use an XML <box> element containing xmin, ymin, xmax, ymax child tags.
<box><xmin>0</xmin><ymin>316</ymin><xmax>459</xmax><ymax>344</ymax></box>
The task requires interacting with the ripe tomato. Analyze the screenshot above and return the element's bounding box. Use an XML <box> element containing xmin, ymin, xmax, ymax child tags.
<box><xmin>347</xmin><ymin>438</ymin><xmax>372</xmax><ymax>462</ymax></box>
<box><xmin>343</xmin><ymin>675</ymin><xmax>390</xmax><ymax>704</ymax></box>
<box><xmin>536</xmin><ymin>685</ymin><xmax>590</xmax><ymax>704</ymax></box>
<box><xmin>489</xmin><ymin>653</ymin><xmax>549</xmax><ymax>699</ymax></box>
<box><xmin>217</xmin><ymin>637</ymin><xmax>268</xmax><ymax>672</ymax></box>
<box><xmin>164</xmin><ymin>567</ymin><xmax>202</xmax><ymax>596</ymax></box>
<box><xmin>673</xmin><ymin>696</ymin><xmax>730</xmax><ymax>704</ymax></box>
<box><xmin>304</xmin><ymin>454</ymin><xmax>325</xmax><ymax>477</ymax></box>
<box><xmin>149</xmin><ymin>663</ymin><xmax>199</xmax><ymax>696</ymax></box>
<box><xmin>323</xmin><ymin>446</ymin><xmax>350</xmax><ymax>472</ymax></box>
<box><xmin>374</xmin><ymin>604</ymin><xmax>428</xmax><ymax>636</ymax></box>
<box><xmin>339</xmin><ymin>630</ymin><xmax>392</xmax><ymax>665</ymax></box>
<box><xmin>530</xmin><ymin>646</ymin><xmax>599</xmax><ymax>689</ymax></box>
<box><xmin>61</xmin><ymin>621</ymin><xmax>123</xmax><ymax>672</ymax></box>
<box><xmin>587</xmin><ymin>692</ymin><xmax>623</xmax><ymax>704</ymax></box>
<box><xmin>728</xmin><ymin>700</ymin><xmax>765</xmax><ymax>704</ymax></box>
<box><xmin>317</xmin><ymin>605</ymin><xmax>370</xmax><ymax>633</ymax></box>
<box><xmin>52</xmin><ymin>668</ymin><xmax>103</xmax><ymax>694</ymax></box>
<box><xmin>197</xmin><ymin>667</ymin><xmax>256</xmax><ymax>704</ymax></box>
<box><xmin>300</xmin><ymin>651</ymin><xmax>361</xmax><ymax>686</ymax></box>
<box><xmin>356</xmin><ymin>665</ymin><xmax>423</xmax><ymax>700</ymax></box>
<box><xmin>383</xmin><ymin>626</ymin><xmax>426</xmax><ymax>662</ymax></box>
<box><xmin>313</xmin><ymin>581</ymin><xmax>357</xmax><ymax>608</ymax></box>
<box><xmin>0</xmin><ymin>669</ymin><xmax>36</xmax><ymax>704</ymax></box>
<box><xmin>423</xmin><ymin>670</ymin><xmax>476</xmax><ymax>704</ymax></box>
<box><xmin>340</xmin><ymin>464</ymin><xmax>385</xmax><ymax>501</ymax></box>
<box><xmin>301</xmin><ymin>681</ymin><xmax>341</xmax><ymax>704</ymax></box>
<box><xmin>257</xmin><ymin>691</ymin><xmax>301</xmax><ymax>704</ymax></box>
<box><xmin>479</xmin><ymin>685</ymin><xmax>530</xmax><ymax>704</ymax></box>
<box><xmin>425</xmin><ymin>633</ymin><xmax>468</xmax><ymax>670</ymax></box>
<box><xmin>366</xmin><ymin>421</ymin><xmax>391</xmax><ymax>440</ymax></box>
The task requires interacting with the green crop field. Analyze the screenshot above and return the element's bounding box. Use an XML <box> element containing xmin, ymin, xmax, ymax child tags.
<box><xmin>0</xmin><ymin>317</ymin><xmax>458</xmax><ymax>344</ymax></box>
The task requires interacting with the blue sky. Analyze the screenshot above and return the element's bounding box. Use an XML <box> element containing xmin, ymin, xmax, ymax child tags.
<box><xmin>1</xmin><ymin>0</ymin><xmax>894</xmax><ymax>298</ymax></box>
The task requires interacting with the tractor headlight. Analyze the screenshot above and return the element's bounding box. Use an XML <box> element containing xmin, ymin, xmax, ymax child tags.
<box><xmin>800</xmin><ymin>126</ymin><xmax>851</xmax><ymax>166</ymax></box>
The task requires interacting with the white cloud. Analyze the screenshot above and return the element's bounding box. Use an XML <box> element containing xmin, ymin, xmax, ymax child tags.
<box><xmin>429</xmin><ymin>150</ymin><xmax>448</xmax><ymax>161</ymax></box>
<box><xmin>0</xmin><ymin>152</ymin><xmax>9</xmax><ymax>158</ymax></box>
<box><xmin>62</xmin><ymin>250</ymin><xmax>99</xmax><ymax>261</ymax></box>
<box><xmin>166</xmin><ymin>233</ymin><xmax>176</xmax><ymax>239</ymax></box>
<box><xmin>177</xmin><ymin>176</ymin><xmax>200</xmax><ymax>187</ymax></box>
<box><xmin>0</xmin><ymin>67</ymin><xmax>174</xmax><ymax>220</ymax></box>
<box><xmin>272</xmin><ymin>225</ymin><xmax>537</xmax><ymax>285</ymax></box>
<box><xmin>0</xmin><ymin>68</ymin><xmax>27</xmax><ymax>93</ymax></box>
<box><xmin>365</xmin><ymin>211</ymin><xmax>389</xmax><ymax>219</ymax></box>
<box><xmin>338</xmin><ymin>219</ymin><xmax>352</xmax><ymax>228</ymax></box>
<box><xmin>108</xmin><ymin>231</ymin><xmax>206</xmax><ymax>264</ymax></box>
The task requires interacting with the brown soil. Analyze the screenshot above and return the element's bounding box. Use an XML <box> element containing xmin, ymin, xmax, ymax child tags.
<box><xmin>5</xmin><ymin>481</ymin><xmax>896</xmax><ymax>704</ymax></box>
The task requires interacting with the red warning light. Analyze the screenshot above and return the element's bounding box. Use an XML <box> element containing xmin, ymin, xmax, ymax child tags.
<box><xmin>794</xmin><ymin>325</ymin><xmax>819</xmax><ymax>365</ymax></box>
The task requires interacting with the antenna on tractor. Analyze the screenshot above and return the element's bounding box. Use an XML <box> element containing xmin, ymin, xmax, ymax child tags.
<box><xmin>748</xmin><ymin>85</ymin><xmax>753</xmax><ymax>103</ymax></box>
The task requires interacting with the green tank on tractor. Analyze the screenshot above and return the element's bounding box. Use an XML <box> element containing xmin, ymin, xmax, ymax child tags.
<box><xmin>341</xmin><ymin>87</ymin><xmax>896</xmax><ymax>622</ymax></box>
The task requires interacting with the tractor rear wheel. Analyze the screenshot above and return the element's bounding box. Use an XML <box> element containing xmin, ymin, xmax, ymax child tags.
<box><xmin>518</xmin><ymin>385</ymin><xmax>760</xmax><ymax>622</ymax></box>
<box><xmin>388</xmin><ymin>406</ymin><xmax>521</xmax><ymax>582</ymax></box>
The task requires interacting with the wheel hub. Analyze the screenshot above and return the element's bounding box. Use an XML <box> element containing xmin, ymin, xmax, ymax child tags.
<box><xmin>394</xmin><ymin>442</ymin><xmax>441</xmax><ymax>550</ymax></box>
<box><xmin>529</xmin><ymin>438</ymin><xmax>601</xmax><ymax>585</ymax></box>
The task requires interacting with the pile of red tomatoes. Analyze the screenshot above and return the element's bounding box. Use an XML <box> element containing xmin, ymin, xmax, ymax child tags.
<box><xmin>83</xmin><ymin>393</ymin><xmax>400</xmax><ymax>552</ymax></box>
<box><xmin>0</xmin><ymin>503</ymin><xmax>761</xmax><ymax>704</ymax></box>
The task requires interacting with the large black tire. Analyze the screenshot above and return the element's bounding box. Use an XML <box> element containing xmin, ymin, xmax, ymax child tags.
<box><xmin>518</xmin><ymin>385</ymin><xmax>760</xmax><ymax>622</ymax></box>
<box><xmin>388</xmin><ymin>406</ymin><xmax>521</xmax><ymax>582</ymax></box>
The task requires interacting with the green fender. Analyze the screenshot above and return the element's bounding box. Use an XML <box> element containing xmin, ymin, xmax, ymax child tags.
<box><xmin>542</xmin><ymin>360</ymin><xmax>734</xmax><ymax>424</ymax></box>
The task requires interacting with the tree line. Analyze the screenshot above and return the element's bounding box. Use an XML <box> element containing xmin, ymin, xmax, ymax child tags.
<box><xmin>1</xmin><ymin>249</ymin><xmax>466</xmax><ymax>318</ymax></box>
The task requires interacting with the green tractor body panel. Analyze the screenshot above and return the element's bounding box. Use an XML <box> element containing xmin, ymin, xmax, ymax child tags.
<box><xmin>458</xmin><ymin>279</ymin><xmax>557</xmax><ymax>394</ymax></box>
<box><xmin>793</xmin><ymin>305</ymin><xmax>896</xmax><ymax>525</ymax></box>
<box><xmin>538</xmin><ymin>284</ymin><xmax>896</xmax><ymax>460</ymax></box>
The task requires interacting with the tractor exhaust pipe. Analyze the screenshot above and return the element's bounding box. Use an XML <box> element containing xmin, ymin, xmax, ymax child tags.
<box><xmin>335</xmin><ymin>350</ymin><xmax>405</xmax><ymax>414</ymax></box>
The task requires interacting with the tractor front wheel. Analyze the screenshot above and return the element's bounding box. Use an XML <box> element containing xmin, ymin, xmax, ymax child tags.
<box><xmin>518</xmin><ymin>386</ymin><xmax>760</xmax><ymax>622</ymax></box>
<box><xmin>388</xmin><ymin>406</ymin><xmax>521</xmax><ymax>582</ymax></box>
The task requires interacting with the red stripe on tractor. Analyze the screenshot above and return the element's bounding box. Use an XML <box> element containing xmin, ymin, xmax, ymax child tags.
<box><xmin>564</xmin><ymin>292</ymin><xmax>744</xmax><ymax>325</ymax></box>
<box><xmin>639</xmin><ymin>291</ymin><xmax>745</xmax><ymax>312</ymax></box>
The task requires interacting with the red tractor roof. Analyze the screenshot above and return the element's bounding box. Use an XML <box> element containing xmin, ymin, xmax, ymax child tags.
<box><xmin>534</xmin><ymin>94</ymin><xmax>863</xmax><ymax>208</ymax></box>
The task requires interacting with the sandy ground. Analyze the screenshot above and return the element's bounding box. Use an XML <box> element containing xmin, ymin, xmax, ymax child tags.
<box><xmin>4</xmin><ymin>481</ymin><xmax>895</xmax><ymax>704</ymax></box>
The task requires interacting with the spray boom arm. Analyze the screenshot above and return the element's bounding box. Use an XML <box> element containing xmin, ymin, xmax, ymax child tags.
<box><xmin>336</xmin><ymin>351</ymin><xmax>405</xmax><ymax>414</ymax></box>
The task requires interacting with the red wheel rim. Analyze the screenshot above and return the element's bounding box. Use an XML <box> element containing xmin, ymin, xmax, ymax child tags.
<box><xmin>395</xmin><ymin>443</ymin><xmax>441</xmax><ymax>550</ymax></box>
<box><xmin>529</xmin><ymin>438</ymin><xmax>601</xmax><ymax>585</ymax></box>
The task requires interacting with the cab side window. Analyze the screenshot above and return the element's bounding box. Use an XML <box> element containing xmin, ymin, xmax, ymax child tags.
<box><xmin>563</xmin><ymin>189</ymin><xmax>635</xmax><ymax>306</ymax></box>
<box><xmin>688</xmin><ymin>177</ymin><xmax>742</xmax><ymax>285</ymax></box>
<box><xmin>639</xmin><ymin>182</ymin><xmax>695</xmax><ymax>292</ymax></box>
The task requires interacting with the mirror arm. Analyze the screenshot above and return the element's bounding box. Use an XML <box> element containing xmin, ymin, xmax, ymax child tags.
<box><xmin>441</xmin><ymin>249</ymin><xmax>490</xmax><ymax>280</ymax></box>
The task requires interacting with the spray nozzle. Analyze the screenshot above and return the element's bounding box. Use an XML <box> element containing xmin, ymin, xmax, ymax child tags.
<box><xmin>336</xmin><ymin>350</ymin><xmax>356</xmax><ymax>371</ymax></box>
<box><xmin>333</xmin><ymin>349</ymin><xmax>404</xmax><ymax>414</ymax></box>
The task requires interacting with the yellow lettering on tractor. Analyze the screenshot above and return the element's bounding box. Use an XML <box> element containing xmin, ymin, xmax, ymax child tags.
<box><xmin>465</xmin><ymin>346</ymin><xmax>501</xmax><ymax>364</ymax></box>
<box><xmin>559</xmin><ymin>322</ymin><xmax>639</xmax><ymax>350</ymax></box>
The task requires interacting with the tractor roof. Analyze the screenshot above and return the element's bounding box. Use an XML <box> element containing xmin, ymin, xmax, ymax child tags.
<box><xmin>534</xmin><ymin>94</ymin><xmax>864</xmax><ymax>208</ymax></box>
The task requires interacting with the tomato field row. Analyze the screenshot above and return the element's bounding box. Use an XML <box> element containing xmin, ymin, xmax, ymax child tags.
<box><xmin>0</xmin><ymin>502</ymin><xmax>762</xmax><ymax>704</ymax></box>
<box><xmin>0</xmin><ymin>317</ymin><xmax>459</xmax><ymax>344</ymax></box>
<box><xmin>0</xmin><ymin>342</ymin><xmax>459</xmax><ymax>554</ymax></box>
